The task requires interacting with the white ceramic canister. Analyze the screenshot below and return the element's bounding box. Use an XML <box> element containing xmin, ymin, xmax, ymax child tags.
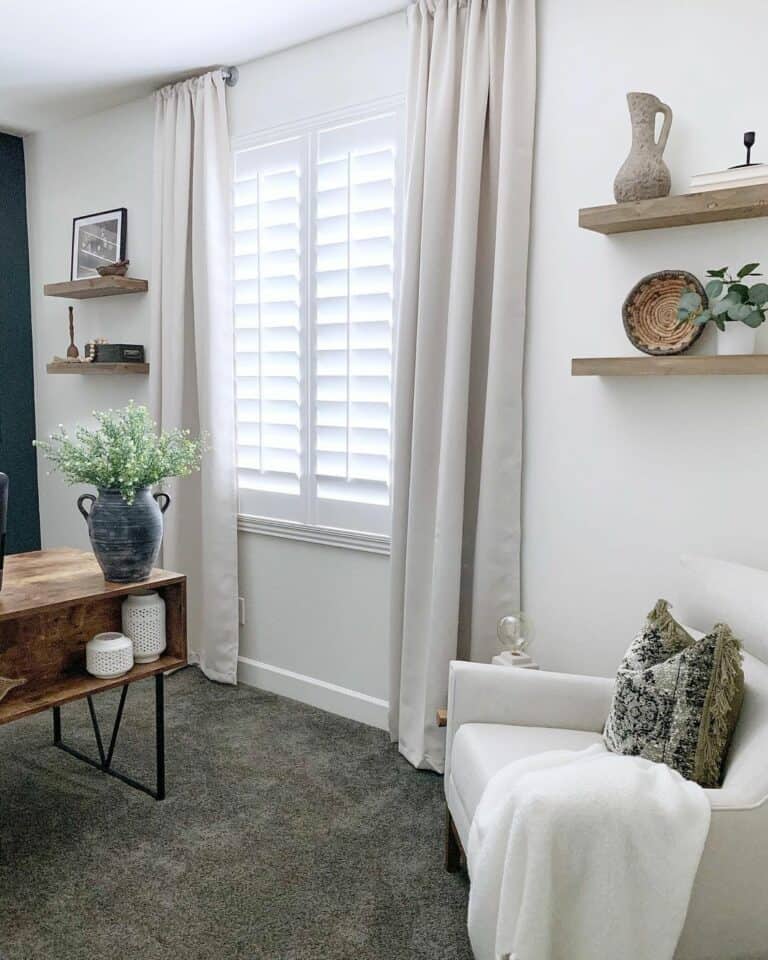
<box><xmin>122</xmin><ymin>590</ymin><xmax>167</xmax><ymax>664</ymax></box>
<box><xmin>716</xmin><ymin>322</ymin><xmax>757</xmax><ymax>356</ymax></box>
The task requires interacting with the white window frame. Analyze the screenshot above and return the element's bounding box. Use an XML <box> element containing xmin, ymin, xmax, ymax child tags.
<box><xmin>233</xmin><ymin>96</ymin><xmax>404</xmax><ymax>552</ymax></box>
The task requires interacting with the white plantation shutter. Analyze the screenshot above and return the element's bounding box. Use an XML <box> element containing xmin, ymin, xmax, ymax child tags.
<box><xmin>234</xmin><ymin>137</ymin><xmax>305</xmax><ymax>521</ymax></box>
<box><xmin>314</xmin><ymin>114</ymin><xmax>397</xmax><ymax>533</ymax></box>
<box><xmin>234</xmin><ymin>104</ymin><xmax>402</xmax><ymax>536</ymax></box>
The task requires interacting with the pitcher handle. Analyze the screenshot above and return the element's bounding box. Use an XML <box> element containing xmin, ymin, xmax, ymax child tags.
<box><xmin>77</xmin><ymin>493</ymin><xmax>96</xmax><ymax>522</ymax></box>
<box><xmin>656</xmin><ymin>102</ymin><xmax>672</xmax><ymax>154</ymax></box>
<box><xmin>153</xmin><ymin>492</ymin><xmax>171</xmax><ymax>514</ymax></box>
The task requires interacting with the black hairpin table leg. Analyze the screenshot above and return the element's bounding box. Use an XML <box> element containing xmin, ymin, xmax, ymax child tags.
<box><xmin>52</xmin><ymin>673</ymin><xmax>166</xmax><ymax>800</ymax></box>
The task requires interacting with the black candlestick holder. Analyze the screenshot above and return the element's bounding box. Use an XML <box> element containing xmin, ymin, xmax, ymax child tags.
<box><xmin>744</xmin><ymin>131</ymin><xmax>756</xmax><ymax>166</ymax></box>
<box><xmin>731</xmin><ymin>131</ymin><xmax>759</xmax><ymax>169</ymax></box>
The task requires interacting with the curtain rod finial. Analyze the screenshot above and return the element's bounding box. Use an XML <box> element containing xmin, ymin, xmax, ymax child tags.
<box><xmin>223</xmin><ymin>66</ymin><xmax>239</xmax><ymax>87</ymax></box>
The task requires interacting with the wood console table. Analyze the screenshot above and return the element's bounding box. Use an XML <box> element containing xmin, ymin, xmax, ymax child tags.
<box><xmin>0</xmin><ymin>549</ymin><xmax>187</xmax><ymax>799</ymax></box>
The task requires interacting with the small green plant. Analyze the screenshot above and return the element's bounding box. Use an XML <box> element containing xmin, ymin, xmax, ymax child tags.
<box><xmin>678</xmin><ymin>262</ymin><xmax>768</xmax><ymax>331</ymax></box>
<box><xmin>34</xmin><ymin>402</ymin><xmax>204</xmax><ymax>503</ymax></box>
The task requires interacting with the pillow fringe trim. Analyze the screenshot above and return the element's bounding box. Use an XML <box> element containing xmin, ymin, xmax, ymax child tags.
<box><xmin>697</xmin><ymin>624</ymin><xmax>743</xmax><ymax>787</ymax></box>
<box><xmin>647</xmin><ymin>598</ymin><xmax>693</xmax><ymax>650</ymax></box>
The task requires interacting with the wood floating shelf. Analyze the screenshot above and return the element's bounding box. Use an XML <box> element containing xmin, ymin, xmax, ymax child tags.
<box><xmin>572</xmin><ymin>355</ymin><xmax>768</xmax><ymax>377</ymax></box>
<box><xmin>47</xmin><ymin>362</ymin><xmax>149</xmax><ymax>375</ymax></box>
<box><xmin>44</xmin><ymin>277</ymin><xmax>148</xmax><ymax>299</ymax></box>
<box><xmin>579</xmin><ymin>184</ymin><xmax>768</xmax><ymax>235</ymax></box>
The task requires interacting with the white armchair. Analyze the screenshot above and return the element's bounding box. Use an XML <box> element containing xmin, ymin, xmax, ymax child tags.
<box><xmin>444</xmin><ymin>554</ymin><xmax>768</xmax><ymax>960</ymax></box>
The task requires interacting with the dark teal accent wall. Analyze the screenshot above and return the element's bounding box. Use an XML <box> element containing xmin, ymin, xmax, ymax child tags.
<box><xmin>0</xmin><ymin>132</ymin><xmax>40</xmax><ymax>553</ymax></box>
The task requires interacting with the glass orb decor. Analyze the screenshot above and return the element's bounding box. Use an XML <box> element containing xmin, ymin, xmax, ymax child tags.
<box><xmin>497</xmin><ymin>612</ymin><xmax>534</xmax><ymax>655</ymax></box>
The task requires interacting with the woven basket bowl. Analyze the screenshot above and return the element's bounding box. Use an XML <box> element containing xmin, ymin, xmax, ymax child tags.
<box><xmin>0</xmin><ymin>676</ymin><xmax>25</xmax><ymax>704</ymax></box>
<box><xmin>623</xmin><ymin>270</ymin><xmax>707</xmax><ymax>356</ymax></box>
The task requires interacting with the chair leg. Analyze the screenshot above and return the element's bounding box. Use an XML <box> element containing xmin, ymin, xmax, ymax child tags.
<box><xmin>445</xmin><ymin>808</ymin><xmax>462</xmax><ymax>873</ymax></box>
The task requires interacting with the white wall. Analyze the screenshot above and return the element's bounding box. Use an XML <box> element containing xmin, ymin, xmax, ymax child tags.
<box><xmin>237</xmin><ymin>536</ymin><xmax>390</xmax><ymax>727</ymax></box>
<box><xmin>230</xmin><ymin>13</ymin><xmax>406</xmax><ymax>137</ymax></box>
<box><xmin>26</xmin><ymin>95</ymin><xmax>155</xmax><ymax>551</ymax></box>
<box><xmin>25</xmin><ymin>13</ymin><xmax>406</xmax><ymax>727</ymax></box>
<box><xmin>523</xmin><ymin>0</ymin><xmax>768</xmax><ymax>677</ymax></box>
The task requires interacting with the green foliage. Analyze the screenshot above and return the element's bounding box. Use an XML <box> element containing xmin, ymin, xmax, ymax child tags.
<box><xmin>678</xmin><ymin>263</ymin><xmax>768</xmax><ymax>332</ymax></box>
<box><xmin>738</xmin><ymin>262</ymin><xmax>760</xmax><ymax>278</ymax></box>
<box><xmin>34</xmin><ymin>402</ymin><xmax>204</xmax><ymax>503</ymax></box>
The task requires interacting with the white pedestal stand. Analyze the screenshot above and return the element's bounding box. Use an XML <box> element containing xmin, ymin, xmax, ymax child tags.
<box><xmin>491</xmin><ymin>650</ymin><xmax>539</xmax><ymax>669</ymax></box>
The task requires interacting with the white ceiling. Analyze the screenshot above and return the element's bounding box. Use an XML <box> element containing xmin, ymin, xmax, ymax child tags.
<box><xmin>0</xmin><ymin>0</ymin><xmax>408</xmax><ymax>136</ymax></box>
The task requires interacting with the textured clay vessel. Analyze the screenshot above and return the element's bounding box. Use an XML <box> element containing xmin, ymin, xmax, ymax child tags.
<box><xmin>77</xmin><ymin>487</ymin><xmax>170</xmax><ymax>583</ymax></box>
<box><xmin>614</xmin><ymin>92</ymin><xmax>672</xmax><ymax>203</ymax></box>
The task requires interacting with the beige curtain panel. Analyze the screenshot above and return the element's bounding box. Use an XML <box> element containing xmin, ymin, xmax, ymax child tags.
<box><xmin>150</xmin><ymin>71</ymin><xmax>240</xmax><ymax>685</ymax></box>
<box><xmin>389</xmin><ymin>0</ymin><xmax>536</xmax><ymax>770</ymax></box>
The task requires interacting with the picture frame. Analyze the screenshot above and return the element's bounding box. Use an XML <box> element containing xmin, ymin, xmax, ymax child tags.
<box><xmin>70</xmin><ymin>208</ymin><xmax>127</xmax><ymax>280</ymax></box>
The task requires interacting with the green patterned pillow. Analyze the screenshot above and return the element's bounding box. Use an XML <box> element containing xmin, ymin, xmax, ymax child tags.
<box><xmin>604</xmin><ymin>600</ymin><xmax>744</xmax><ymax>787</ymax></box>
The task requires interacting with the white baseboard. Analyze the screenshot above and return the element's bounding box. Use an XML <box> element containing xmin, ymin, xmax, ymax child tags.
<box><xmin>237</xmin><ymin>656</ymin><xmax>389</xmax><ymax>731</ymax></box>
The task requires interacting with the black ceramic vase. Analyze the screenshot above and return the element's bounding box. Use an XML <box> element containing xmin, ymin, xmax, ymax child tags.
<box><xmin>77</xmin><ymin>487</ymin><xmax>170</xmax><ymax>583</ymax></box>
<box><xmin>0</xmin><ymin>472</ymin><xmax>7</xmax><ymax>593</ymax></box>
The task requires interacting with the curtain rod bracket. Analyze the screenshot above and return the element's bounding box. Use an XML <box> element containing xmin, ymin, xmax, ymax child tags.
<box><xmin>222</xmin><ymin>66</ymin><xmax>239</xmax><ymax>87</ymax></box>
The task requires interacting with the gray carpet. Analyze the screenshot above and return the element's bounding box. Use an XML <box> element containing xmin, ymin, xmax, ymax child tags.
<box><xmin>0</xmin><ymin>669</ymin><xmax>473</xmax><ymax>959</ymax></box>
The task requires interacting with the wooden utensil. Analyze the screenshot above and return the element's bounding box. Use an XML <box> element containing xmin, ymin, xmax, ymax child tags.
<box><xmin>67</xmin><ymin>305</ymin><xmax>79</xmax><ymax>359</ymax></box>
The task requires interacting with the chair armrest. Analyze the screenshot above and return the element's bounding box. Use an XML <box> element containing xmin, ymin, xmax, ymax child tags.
<box><xmin>444</xmin><ymin>661</ymin><xmax>614</xmax><ymax>783</ymax></box>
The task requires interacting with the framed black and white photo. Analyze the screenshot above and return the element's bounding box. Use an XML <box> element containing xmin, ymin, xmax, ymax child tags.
<box><xmin>70</xmin><ymin>208</ymin><xmax>127</xmax><ymax>280</ymax></box>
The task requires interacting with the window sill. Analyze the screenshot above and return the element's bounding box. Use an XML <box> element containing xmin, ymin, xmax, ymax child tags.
<box><xmin>237</xmin><ymin>515</ymin><xmax>391</xmax><ymax>556</ymax></box>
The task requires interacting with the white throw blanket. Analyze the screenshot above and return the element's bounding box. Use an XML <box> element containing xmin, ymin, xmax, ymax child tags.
<box><xmin>467</xmin><ymin>745</ymin><xmax>711</xmax><ymax>960</ymax></box>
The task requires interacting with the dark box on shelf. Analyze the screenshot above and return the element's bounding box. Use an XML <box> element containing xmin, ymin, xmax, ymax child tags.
<box><xmin>86</xmin><ymin>343</ymin><xmax>145</xmax><ymax>363</ymax></box>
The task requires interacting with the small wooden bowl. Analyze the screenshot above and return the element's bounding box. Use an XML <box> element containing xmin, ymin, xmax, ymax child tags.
<box><xmin>623</xmin><ymin>270</ymin><xmax>707</xmax><ymax>356</ymax></box>
<box><xmin>97</xmin><ymin>259</ymin><xmax>130</xmax><ymax>277</ymax></box>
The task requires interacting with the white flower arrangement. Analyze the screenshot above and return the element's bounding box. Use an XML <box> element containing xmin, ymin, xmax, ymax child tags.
<box><xmin>34</xmin><ymin>402</ymin><xmax>204</xmax><ymax>503</ymax></box>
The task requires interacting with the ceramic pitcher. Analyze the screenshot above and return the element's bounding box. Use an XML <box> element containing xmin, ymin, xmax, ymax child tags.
<box><xmin>613</xmin><ymin>92</ymin><xmax>672</xmax><ymax>203</ymax></box>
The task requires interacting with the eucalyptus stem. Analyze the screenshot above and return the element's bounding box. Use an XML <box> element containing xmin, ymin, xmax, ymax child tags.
<box><xmin>677</xmin><ymin>262</ymin><xmax>768</xmax><ymax>332</ymax></box>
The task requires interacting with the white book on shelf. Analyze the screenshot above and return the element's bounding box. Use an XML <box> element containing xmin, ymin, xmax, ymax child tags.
<box><xmin>690</xmin><ymin>163</ymin><xmax>768</xmax><ymax>190</ymax></box>
<box><xmin>690</xmin><ymin>175</ymin><xmax>768</xmax><ymax>193</ymax></box>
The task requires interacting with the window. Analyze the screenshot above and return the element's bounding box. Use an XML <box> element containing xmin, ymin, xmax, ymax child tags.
<box><xmin>233</xmin><ymin>102</ymin><xmax>403</xmax><ymax>539</ymax></box>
